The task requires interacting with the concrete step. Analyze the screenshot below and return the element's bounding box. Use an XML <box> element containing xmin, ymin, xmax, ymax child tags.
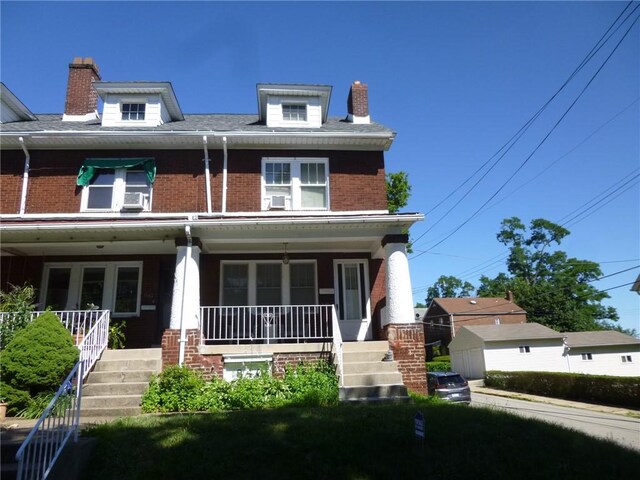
<box><xmin>93</xmin><ymin>359</ymin><xmax>161</xmax><ymax>373</ymax></box>
<box><xmin>100</xmin><ymin>348</ymin><xmax>161</xmax><ymax>361</ymax></box>
<box><xmin>342</xmin><ymin>351</ymin><xmax>388</xmax><ymax>363</ymax></box>
<box><xmin>341</xmin><ymin>341</ymin><xmax>389</xmax><ymax>353</ymax></box>
<box><xmin>85</xmin><ymin>370</ymin><xmax>156</xmax><ymax>384</ymax></box>
<box><xmin>83</xmin><ymin>382</ymin><xmax>149</xmax><ymax>396</ymax></box>
<box><xmin>79</xmin><ymin>406</ymin><xmax>142</xmax><ymax>417</ymax></box>
<box><xmin>81</xmin><ymin>394</ymin><xmax>142</xmax><ymax>409</ymax></box>
<box><xmin>339</xmin><ymin>384</ymin><xmax>409</xmax><ymax>402</ymax></box>
<box><xmin>342</xmin><ymin>361</ymin><xmax>400</xmax><ymax>375</ymax></box>
<box><xmin>342</xmin><ymin>371</ymin><xmax>404</xmax><ymax>387</ymax></box>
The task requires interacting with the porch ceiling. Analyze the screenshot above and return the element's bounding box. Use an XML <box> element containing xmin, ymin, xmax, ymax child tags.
<box><xmin>0</xmin><ymin>214</ymin><xmax>421</xmax><ymax>257</ymax></box>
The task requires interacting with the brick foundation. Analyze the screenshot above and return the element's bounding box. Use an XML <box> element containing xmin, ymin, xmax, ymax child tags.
<box><xmin>161</xmin><ymin>328</ymin><xmax>222</xmax><ymax>380</ymax></box>
<box><xmin>383</xmin><ymin>323</ymin><xmax>427</xmax><ymax>394</ymax></box>
<box><xmin>272</xmin><ymin>352</ymin><xmax>330</xmax><ymax>377</ymax></box>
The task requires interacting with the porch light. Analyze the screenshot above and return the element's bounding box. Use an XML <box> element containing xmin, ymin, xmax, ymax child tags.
<box><xmin>282</xmin><ymin>243</ymin><xmax>289</xmax><ymax>265</ymax></box>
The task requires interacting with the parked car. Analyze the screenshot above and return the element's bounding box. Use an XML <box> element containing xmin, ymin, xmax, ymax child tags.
<box><xmin>427</xmin><ymin>371</ymin><xmax>471</xmax><ymax>404</ymax></box>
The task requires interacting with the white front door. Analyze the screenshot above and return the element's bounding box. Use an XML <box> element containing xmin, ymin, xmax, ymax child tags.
<box><xmin>334</xmin><ymin>260</ymin><xmax>372</xmax><ymax>341</ymax></box>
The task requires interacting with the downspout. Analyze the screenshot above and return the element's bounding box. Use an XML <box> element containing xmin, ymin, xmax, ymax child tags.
<box><xmin>221</xmin><ymin>136</ymin><xmax>228</xmax><ymax>214</ymax></box>
<box><xmin>203</xmin><ymin>136</ymin><xmax>213</xmax><ymax>214</ymax></box>
<box><xmin>18</xmin><ymin>137</ymin><xmax>30</xmax><ymax>216</ymax></box>
<box><xmin>178</xmin><ymin>224</ymin><xmax>192</xmax><ymax>366</ymax></box>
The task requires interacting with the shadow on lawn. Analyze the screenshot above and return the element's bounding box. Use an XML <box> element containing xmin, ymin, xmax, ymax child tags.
<box><xmin>81</xmin><ymin>403</ymin><xmax>640</xmax><ymax>480</ymax></box>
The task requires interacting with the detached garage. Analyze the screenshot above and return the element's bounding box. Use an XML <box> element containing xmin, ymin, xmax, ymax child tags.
<box><xmin>449</xmin><ymin>323</ymin><xmax>566</xmax><ymax>379</ymax></box>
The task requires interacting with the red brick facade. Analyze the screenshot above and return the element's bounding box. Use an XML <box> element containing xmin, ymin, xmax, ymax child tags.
<box><xmin>384</xmin><ymin>323</ymin><xmax>427</xmax><ymax>394</ymax></box>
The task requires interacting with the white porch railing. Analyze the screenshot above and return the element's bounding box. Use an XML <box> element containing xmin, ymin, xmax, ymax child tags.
<box><xmin>330</xmin><ymin>305</ymin><xmax>345</xmax><ymax>388</ymax></box>
<box><xmin>15</xmin><ymin>362</ymin><xmax>83</xmax><ymax>480</ymax></box>
<box><xmin>4</xmin><ymin>310</ymin><xmax>110</xmax><ymax>480</ymax></box>
<box><xmin>200</xmin><ymin>305</ymin><xmax>334</xmax><ymax>344</ymax></box>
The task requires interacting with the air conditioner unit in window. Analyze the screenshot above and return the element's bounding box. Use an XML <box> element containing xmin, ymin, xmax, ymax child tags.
<box><xmin>270</xmin><ymin>195</ymin><xmax>287</xmax><ymax>209</ymax></box>
<box><xmin>122</xmin><ymin>192</ymin><xmax>145</xmax><ymax>210</ymax></box>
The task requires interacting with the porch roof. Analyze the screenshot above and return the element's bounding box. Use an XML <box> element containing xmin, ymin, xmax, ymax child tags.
<box><xmin>0</xmin><ymin>212</ymin><xmax>423</xmax><ymax>257</ymax></box>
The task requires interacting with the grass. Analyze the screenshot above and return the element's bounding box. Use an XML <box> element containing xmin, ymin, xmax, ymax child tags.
<box><xmin>82</xmin><ymin>400</ymin><xmax>640</xmax><ymax>480</ymax></box>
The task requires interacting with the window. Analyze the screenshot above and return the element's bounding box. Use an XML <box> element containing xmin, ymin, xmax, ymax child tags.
<box><xmin>40</xmin><ymin>262</ymin><xmax>142</xmax><ymax>316</ymax></box>
<box><xmin>621</xmin><ymin>355</ymin><xmax>632</xmax><ymax>363</ymax></box>
<box><xmin>83</xmin><ymin>168</ymin><xmax>152</xmax><ymax>211</ymax></box>
<box><xmin>581</xmin><ymin>353</ymin><xmax>593</xmax><ymax>361</ymax></box>
<box><xmin>121</xmin><ymin>103</ymin><xmax>146</xmax><ymax>121</ymax></box>
<box><xmin>519</xmin><ymin>345</ymin><xmax>530</xmax><ymax>354</ymax></box>
<box><xmin>221</xmin><ymin>261</ymin><xmax>317</xmax><ymax>306</ymax></box>
<box><xmin>262</xmin><ymin>158</ymin><xmax>329</xmax><ymax>210</ymax></box>
<box><xmin>282</xmin><ymin>104</ymin><xmax>307</xmax><ymax>122</ymax></box>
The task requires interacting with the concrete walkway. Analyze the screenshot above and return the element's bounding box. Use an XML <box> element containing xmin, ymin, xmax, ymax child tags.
<box><xmin>468</xmin><ymin>379</ymin><xmax>639</xmax><ymax>417</ymax></box>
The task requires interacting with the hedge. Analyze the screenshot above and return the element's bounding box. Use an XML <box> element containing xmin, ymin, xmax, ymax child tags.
<box><xmin>426</xmin><ymin>361</ymin><xmax>451</xmax><ymax>372</ymax></box>
<box><xmin>485</xmin><ymin>371</ymin><xmax>640</xmax><ymax>409</ymax></box>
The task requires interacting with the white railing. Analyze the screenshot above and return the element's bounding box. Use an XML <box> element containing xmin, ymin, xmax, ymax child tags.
<box><xmin>9</xmin><ymin>310</ymin><xmax>110</xmax><ymax>480</ymax></box>
<box><xmin>15</xmin><ymin>362</ymin><xmax>83</xmax><ymax>480</ymax></box>
<box><xmin>330</xmin><ymin>305</ymin><xmax>345</xmax><ymax>387</ymax></box>
<box><xmin>200</xmin><ymin>305</ymin><xmax>333</xmax><ymax>344</ymax></box>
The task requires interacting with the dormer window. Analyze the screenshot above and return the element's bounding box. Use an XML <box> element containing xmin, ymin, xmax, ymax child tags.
<box><xmin>121</xmin><ymin>103</ymin><xmax>146</xmax><ymax>121</ymax></box>
<box><xmin>282</xmin><ymin>104</ymin><xmax>307</xmax><ymax>122</ymax></box>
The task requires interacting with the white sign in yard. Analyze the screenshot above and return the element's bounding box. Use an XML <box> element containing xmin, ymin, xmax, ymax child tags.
<box><xmin>415</xmin><ymin>411</ymin><xmax>425</xmax><ymax>440</ymax></box>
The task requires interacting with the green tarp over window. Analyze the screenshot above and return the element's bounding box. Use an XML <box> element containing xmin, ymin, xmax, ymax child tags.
<box><xmin>76</xmin><ymin>158</ymin><xmax>156</xmax><ymax>186</ymax></box>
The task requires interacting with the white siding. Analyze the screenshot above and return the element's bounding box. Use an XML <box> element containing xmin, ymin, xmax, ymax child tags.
<box><xmin>483</xmin><ymin>339</ymin><xmax>568</xmax><ymax>373</ymax></box>
<box><xmin>101</xmin><ymin>94</ymin><xmax>166</xmax><ymax>127</ymax></box>
<box><xmin>266</xmin><ymin>95</ymin><xmax>322</xmax><ymax>128</ymax></box>
<box><xmin>567</xmin><ymin>345</ymin><xmax>640</xmax><ymax>377</ymax></box>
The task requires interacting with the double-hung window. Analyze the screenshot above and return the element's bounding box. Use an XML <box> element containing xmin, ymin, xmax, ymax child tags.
<box><xmin>221</xmin><ymin>261</ymin><xmax>317</xmax><ymax>306</ymax></box>
<box><xmin>40</xmin><ymin>262</ymin><xmax>143</xmax><ymax>317</ymax></box>
<box><xmin>262</xmin><ymin>158</ymin><xmax>329</xmax><ymax>210</ymax></box>
<box><xmin>282</xmin><ymin>104</ymin><xmax>307</xmax><ymax>122</ymax></box>
<box><xmin>121</xmin><ymin>103</ymin><xmax>146</xmax><ymax>121</ymax></box>
<box><xmin>78</xmin><ymin>158</ymin><xmax>155</xmax><ymax>212</ymax></box>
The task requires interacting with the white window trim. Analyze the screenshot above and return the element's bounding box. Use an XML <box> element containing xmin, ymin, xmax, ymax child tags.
<box><xmin>219</xmin><ymin>260</ymin><xmax>318</xmax><ymax>306</ymax></box>
<box><xmin>518</xmin><ymin>345</ymin><xmax>531</xmax><ymax>354</ymax></box>
<box><xmin>261</xmin><ymin>157</ymin><xmax>329</xmax><ymax>211</ymax></box>
<box><xmin>333</xmin><ymin>259</ymin><xmax>371</xmax><ymax>323</ymax></box>
<box><xmin>80</xmin><ymin>168</ymin><xmax>153</xmax><ymax>212</ymax></box>
<box><xmin>281</xmin><ymin>102</ymin><xmax>308</xmax><ymax>124</ymax></box>
<box><xmin>581</xmin><ymin>352</ymin><xmax>593</xmax><ymax>361</ymax></box>
<box><xmin>621</xmin><ymin>355</ymin><xmax>633</xmax><ymax>363</ymax></box>
<box><xmin>121</xmin><ymin>102</ymin><xmax>146</xmax><ymax>121</ymax></box>
<box><xmin>40</xmin><ymin>261</ymin><xmax>143</xmax><ymax>317</ymax></box>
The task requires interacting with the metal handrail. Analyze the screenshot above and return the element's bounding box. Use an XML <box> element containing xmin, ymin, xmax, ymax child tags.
<box><xmin>13</xmin><ymin>310</ymin><xmax>110</xmax><ymax>479</ymax></box>
<box><xmin>330</xmin><ymin>305</ymin><xmax>345</xmax><ymax>388</ymax></box>
<box><xmin>15</xmin><ymin>362</ymin><xmax>83</xmax><ymax>480</ymax></box>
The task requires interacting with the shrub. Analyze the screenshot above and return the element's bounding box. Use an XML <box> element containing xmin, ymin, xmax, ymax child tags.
<box><xmin>0</xmin><ymin>284</ymin><xmax>36</xmax><ymax>350</ymax></box>
<box><xmin>0</xmin><ymin>381</ymin><xmax>32</xmax><ymax>415</ymax></box>
<box><xmin>426</xmin><ymin>361</ymin><xmax>451</xmax><ymax>372</ymax></box>
<box><xmin>141</xmin><ymin>365</ymin><xmax>204</xmax><ymax>413</ymax></box>
<box><xmin>108</xmin><ymin>320</ymin><xmax>126</xmax><ymax>349</ymax></box>
<box><xmin>485</xmin><ymin>371</ymin><xmax>640</xmax><ymax>409</ymax></box>
<box><xmin>1</xmin><ymin>312</ymin><xmax>78</xmax><ymax>396</ymax></box>
<box><xmin>282</xmin><ymin>361</ymin><xmax>339</xmax><ymax>407</ymax></box>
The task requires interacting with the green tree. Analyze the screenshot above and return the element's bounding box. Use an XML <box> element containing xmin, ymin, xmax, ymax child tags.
<box><xmin>477</xmin><ymin>217</ymin><xmax>620</xmax><ymax>332</ymax></box>
<box><xmin>386</xmin><ymin>171</ymin><xmax>411</xmax><ymax>213</ymax></box>
<box><xmin>425</xmin><ymin>275</ymin><xmax>475</xmax><ymax>305</ymax></box>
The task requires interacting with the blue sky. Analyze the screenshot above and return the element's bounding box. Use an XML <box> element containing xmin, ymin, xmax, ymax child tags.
<box><xmin>1</xmin><ymin>1</ymin><xmax>638</xmax><ymax>333</ymax></box>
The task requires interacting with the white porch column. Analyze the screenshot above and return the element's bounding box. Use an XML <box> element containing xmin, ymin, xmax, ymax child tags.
<box><xmin>383</xmin><ymin>234</ymin><xmax>415</xmax><ymax>324</ymax></box>
<box><xmin>170</xmin><ymin>237</ymin><xmax>201</xmax><ymax>332</ymax></box>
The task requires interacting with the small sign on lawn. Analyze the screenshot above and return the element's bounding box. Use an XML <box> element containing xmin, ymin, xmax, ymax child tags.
<box><xmin>415</xmin><ymin>411</ymin><xmax>425</xmax><ymax>440</ymax></box>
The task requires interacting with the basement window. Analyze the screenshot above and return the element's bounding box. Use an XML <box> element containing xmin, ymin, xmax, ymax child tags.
<box><xmin>518</xmin><ymin>345</ymin><xmax>530</xmax><ymax>354</ymax></box>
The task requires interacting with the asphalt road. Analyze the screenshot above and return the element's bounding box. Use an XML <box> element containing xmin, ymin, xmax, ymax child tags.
<box><xmin>471</xmin><ymin>392</ymin><xmax>640</xmax><ymax>452</ymax></box>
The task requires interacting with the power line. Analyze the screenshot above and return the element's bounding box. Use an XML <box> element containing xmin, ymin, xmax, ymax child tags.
<box><xmin>591</xmin><ymin>265</ymin><xmax>640</xmax><ymax>282</ymax></box>
<box><xmin>410</xmin><ymin>2</ymin><xmax>640</xmax><ymax>248</ymax></box>
<box><xmin>410</xmin><ymin>12</ymin><xmax>640</xmax><ymax>260</ymax></box>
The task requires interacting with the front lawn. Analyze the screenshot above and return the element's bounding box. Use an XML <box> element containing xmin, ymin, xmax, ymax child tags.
<box><xmin>82</xmin><ymin>401</ymin><xmax>640</xmax><ymax>480</ymax></box>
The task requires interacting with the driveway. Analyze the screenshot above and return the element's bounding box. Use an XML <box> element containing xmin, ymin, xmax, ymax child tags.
<box><xmin>471</xmin><ymin>392</ymin><xmax>640</xmax><ymax>451</ymax></box>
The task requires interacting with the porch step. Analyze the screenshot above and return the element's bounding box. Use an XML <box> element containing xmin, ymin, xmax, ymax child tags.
<box><xmin>336</xmin><ymin>341</ymin><xmax>409</xmax><ymax>403</ymax></box>
<box><xmin>0</xmin><ymin>428</ymin><xmax>28</xmax><ymax>480</ymax></box>
<box><xmin>80</xmin><ymin>348</ymin><xmax>161</xmax><ymax>418</ymax></box>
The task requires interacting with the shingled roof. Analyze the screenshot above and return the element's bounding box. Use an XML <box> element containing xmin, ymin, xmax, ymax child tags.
<box><xmin>431</xmin><ymin>297</ymin><xmax>526</xmax><ymax>315</ymax></box>
<box><xmin>564</xmin><ymin>331</ymin><xmax>640</xmax><ymax>347</ymax></box>
<box><xmin>459</xmin><ymin>323</ymin><xmax>564</xmax><ymax>342</ymax></box>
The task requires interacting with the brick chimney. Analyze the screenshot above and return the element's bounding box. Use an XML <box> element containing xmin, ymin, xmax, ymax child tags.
<box><xmin>347</xmin><ymin>80</ymin><xmax>370</xmax><ymax>124</ymax></box>
<box><xmin>506</xmin><ymin>290</ymin><xmax>514</xmax><ymax>303</ymax></box>
<box><xmin>63</xmin><ymin>57</ymin><xmax>101</xmax><ymax>121</ymax></box>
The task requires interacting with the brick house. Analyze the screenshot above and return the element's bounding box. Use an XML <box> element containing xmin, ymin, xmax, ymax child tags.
<box><xmin>0</xmin><ymin>58</ymin><xmax>426</xmax><ymax>395</ymax></box>
<box><xmin>421</xmin><ymin>293</ymin><xmax>527</xmax><ymax>359</ymax></box>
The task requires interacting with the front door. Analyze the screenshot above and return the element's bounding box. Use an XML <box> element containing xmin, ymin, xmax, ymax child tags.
<box><xmin>334</xmin><ymin>260</ymin><xmax>372</xmax><ymax>341</ymax></box>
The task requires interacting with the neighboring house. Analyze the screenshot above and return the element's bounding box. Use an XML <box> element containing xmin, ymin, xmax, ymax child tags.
<box><xmin>0</xmin><ymin>58</ymin><xmax>426</xmax><ymax>392</ymax></box>
<box><xmin>449</xmin><ymin>323</ymin><xmax>640</xmax><ymax>379</ymax></box>
<box><xmin>631</xmin><ymin>274</ymin><xmax>640</xmax><ymax>294</ymax></box>
<box><xmin>563</xmin><ymin>331</ymin><xmax>640</xmax><ymax>377</ymax></box>
<box><xmin>422</xmin><ymin>294</ymin><xmax>526</xmax><ymax>359</ymax></box>
<box><xmin>448</xmin><ymin>323</ymin><xmax>565</xmax><ymax>379</ymax></box>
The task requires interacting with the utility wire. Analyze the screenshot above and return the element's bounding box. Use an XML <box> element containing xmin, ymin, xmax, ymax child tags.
<box><xmin>410</xmin><ymin>12</ymin><xmax>640</xmax><ymax>260</ymax></box>
<box><xmin>591</xmin><ymin>265</ymin><xmax>640</xmax><ymax>282</ymax></box>
<box><xmin>411</xmin><ymin>2</ymin><xmax>639</xmax><ymax>247</ymax></box>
